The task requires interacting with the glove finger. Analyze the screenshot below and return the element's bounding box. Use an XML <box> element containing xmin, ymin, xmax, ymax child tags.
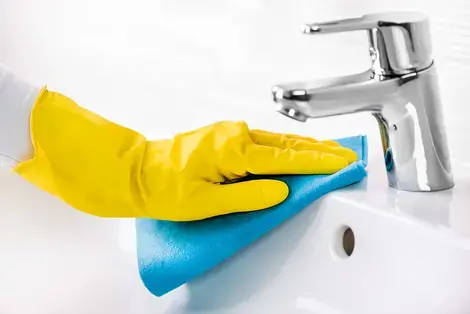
<box><xmin>250</xmin><ymin>129</ymin><xmax>318</xmax><ymax>146</ymax></box>
<box><xmin>290</xmin><ymin>141</ymin><xmax>357</xmax><ymax>164</ymax></box>
<box><xmin>320</xmin><ymin>139</ymin><xmax>341</xmax><ymax>147</ymax></box>
<box><xmin>194</xmin><ymin>179</ymin><xmax>289</xmax><ymax>218</ymax></box>
<box><xmin>250</xmin><ymin>131</ymin><xmax>356</xmax><ymax>164</ymax></box>
<box><xmin>250</xmin><ymin>129</ymin><xmax>343</xmax><ymax>148</ymax></box>
<box><xmin>246</xmin><ymin>144</ymin><xmax>349</xmax><ymax>175</ymax></box>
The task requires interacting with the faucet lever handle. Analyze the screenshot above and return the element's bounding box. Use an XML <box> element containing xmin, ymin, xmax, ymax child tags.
<box><xmin>302</xmin><ymin>11</ymin><xmax>426</xmax><ymax>34</ymax></box>
<box><xmin>302</xmin><ymin>11</ymin><xmax>433</xmax><ymax>76</ymax></box>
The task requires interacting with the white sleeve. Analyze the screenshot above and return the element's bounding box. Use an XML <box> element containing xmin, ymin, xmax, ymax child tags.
<box><xmin>0</xmin><ymin>64</ymin><xmax>41</xmax><ymax>167</ymax></box>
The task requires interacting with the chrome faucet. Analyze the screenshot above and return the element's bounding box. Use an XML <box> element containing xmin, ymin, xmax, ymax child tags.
<box><xmin>272</xmin><ymin>11</ymin><xmax>454</xmax><ymax>192</ymax></box>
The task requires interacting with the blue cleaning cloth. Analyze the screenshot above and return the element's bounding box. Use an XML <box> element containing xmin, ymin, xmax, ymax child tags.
<box><xmin>136</xmin><ymin>135</ymin><xmax>368</xmax><ymax>296</ymax></box>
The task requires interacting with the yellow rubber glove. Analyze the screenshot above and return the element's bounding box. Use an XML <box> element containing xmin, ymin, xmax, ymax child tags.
<box><xmin>14</xmin><ymin>88</ymin><xmax>357</xmax><ymax>221</ymax></box>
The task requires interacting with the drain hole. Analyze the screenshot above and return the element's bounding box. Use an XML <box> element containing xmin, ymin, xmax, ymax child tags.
<box><xmin>342</xmin><ymin>227</ymin><xmax>355</xmax><ymax>257</ymax></box>
<box><xmin>331</xmin><ymin>225</ymin><xmax>355</xmax><ymax>258</ymax></box>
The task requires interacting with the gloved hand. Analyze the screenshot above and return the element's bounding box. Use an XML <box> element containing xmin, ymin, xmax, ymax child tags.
<box><xmin>132</xmin><ymin>120</ymin><xmax>357</xmax><ymax>221</ymax></box>
<box><xmin>15</xmin><ymin>89</ymin><xmax>357</xmax><ymax>221</ymax></box>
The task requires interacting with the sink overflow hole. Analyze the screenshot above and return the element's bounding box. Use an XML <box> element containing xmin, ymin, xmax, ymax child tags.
<box><xmin>332</xmin><ymin>225</ymin><xmax>355</xmax><ymax>258</ymax></box>
<box><xmin>342</xmin><ymin>227</ymin><xmax>355</xmax><ymax>257</ymax></box>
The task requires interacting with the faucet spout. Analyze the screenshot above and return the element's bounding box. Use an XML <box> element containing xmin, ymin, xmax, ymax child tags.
<box><xmin>273</xmin><ymin>70</ymin><xmax>404</xmax><ymax>120</ymax></box>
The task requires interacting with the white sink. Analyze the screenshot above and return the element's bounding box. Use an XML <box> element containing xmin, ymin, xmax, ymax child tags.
<box><xmin>145</xmin><ymin>131</ymin><xmax>470</xmax><ymax>314</ymax></box>
<box><xmin>2</xmin><ymin>124</ymin><xmax>470</xmax><ymax>314</ymax></box>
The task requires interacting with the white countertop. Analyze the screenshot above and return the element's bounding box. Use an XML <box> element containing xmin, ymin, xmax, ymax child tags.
<box><xmin>2</xmin><ymin>1</ymin><xmax>470</xmax><ymax>313</ymax></box>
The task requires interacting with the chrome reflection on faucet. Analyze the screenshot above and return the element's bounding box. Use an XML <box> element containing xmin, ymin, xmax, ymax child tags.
<box><xmin>272</xmin><ymin>11</ymin><xmax>454</xmax><ymax>192</ymax></box>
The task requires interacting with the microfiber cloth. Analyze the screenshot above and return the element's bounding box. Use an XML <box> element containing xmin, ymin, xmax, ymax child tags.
<box><xmin>135</xmin><ymin>135</ymin><xmax>368</xmax><ymax>296</ymax></box>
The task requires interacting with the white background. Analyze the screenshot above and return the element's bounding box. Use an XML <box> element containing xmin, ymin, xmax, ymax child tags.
<box><xmin>1</xmin><ymin>0</ymin><xmax>470</xmax><ymax>313</ymax></box>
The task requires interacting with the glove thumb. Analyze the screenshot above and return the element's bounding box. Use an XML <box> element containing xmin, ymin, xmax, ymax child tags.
<box><xmin>204</xmin><ymin>179</ymin><xmax>289</xmax><ymax>217</ymax></box>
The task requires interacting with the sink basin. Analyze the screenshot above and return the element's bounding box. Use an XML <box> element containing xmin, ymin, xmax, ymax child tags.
<box><xmin>147</xmin><ymin>131</ymin><xmax>470</xmax><ymax>314</ymax></box>
<box><xmin>2</xmin><ymin>127</ymin><xmax>470</xmax><ymax>314</ymax></box>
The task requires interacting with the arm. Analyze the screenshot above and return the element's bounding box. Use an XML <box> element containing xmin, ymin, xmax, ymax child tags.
<box><xmin>1</xmin><ymin>64</ymin><xmax>357</xmax><ymax>221</ymax></box>
<box><xmin>0</xmin><ymin>64</ymin><xmax>40</xmax><ymax>166</ymax></box>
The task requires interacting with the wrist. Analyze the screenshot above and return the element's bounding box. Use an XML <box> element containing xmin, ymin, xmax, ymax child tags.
<box><xmin>0</xmin><ymin>64</ymin><xmax>42</xmax><ymax>165</ymax></box>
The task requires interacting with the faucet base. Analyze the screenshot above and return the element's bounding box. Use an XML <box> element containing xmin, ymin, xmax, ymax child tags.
<box><xmin>373</xmin><ymin>65</ymin><xmax>454</xmax><ymax>192</ymax></box>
